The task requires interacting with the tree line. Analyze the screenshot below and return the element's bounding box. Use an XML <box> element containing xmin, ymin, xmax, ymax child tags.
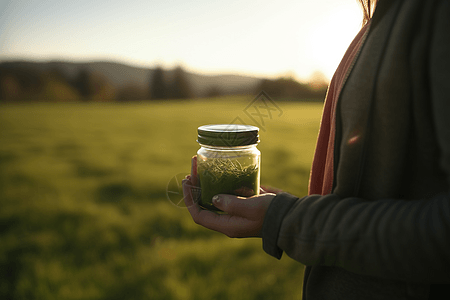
<box><xmin>0</xmin><ymin>62</ymin><xmax>328</xmax><ymax>102</ymax></box>
<box><xmin>0</xmin><ymin>63</ymin><xmax>195</xmax><ymax>102</ymax></box>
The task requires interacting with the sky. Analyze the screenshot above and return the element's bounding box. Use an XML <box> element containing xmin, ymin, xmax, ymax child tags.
<box><xmin>0</xmin><ymin>0</ymin><xmax>363</xmax><ymax>82</ymax></box>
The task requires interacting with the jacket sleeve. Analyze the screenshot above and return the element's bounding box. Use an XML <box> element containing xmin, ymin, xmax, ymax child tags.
<box><xmin>261</xmin><ymin>0</ymin><xmax>450</xmax><ymax>284</ymax></box>
<box><xmin>261</xmin><ymin>192</ymin><xmax>450</xmax><ymax>283</ymax></box>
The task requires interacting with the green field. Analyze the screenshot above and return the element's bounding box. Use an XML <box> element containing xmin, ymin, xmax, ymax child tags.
<box><xmin>0</xmin><ymin>97</ymin><xmax>323</xmax><ymax>300</ymax></box>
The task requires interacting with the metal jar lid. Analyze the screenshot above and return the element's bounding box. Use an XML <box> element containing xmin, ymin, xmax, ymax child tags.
<box><xmin>197</xmin><ymin>124</ymin><xmax>259</xmax><ymax>147</ymax></box>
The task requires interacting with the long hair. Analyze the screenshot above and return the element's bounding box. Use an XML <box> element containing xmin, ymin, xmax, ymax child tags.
<box><xmin>359</xmin><ymin>0</ymin><xmax>378</xmax><ymax>25</ymax></box>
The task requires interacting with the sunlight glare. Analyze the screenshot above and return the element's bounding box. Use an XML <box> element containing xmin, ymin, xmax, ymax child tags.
<box><xmin>300</xmin><ymin>5</ymin><xmax>362</xmax><ymax>80</ymax></box>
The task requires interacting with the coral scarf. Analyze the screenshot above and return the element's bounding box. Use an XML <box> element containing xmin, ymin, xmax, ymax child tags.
<box><xmin>308</xmin><ymin>24</ymin><xmax>370</xmax><ymax>196</ymax></box>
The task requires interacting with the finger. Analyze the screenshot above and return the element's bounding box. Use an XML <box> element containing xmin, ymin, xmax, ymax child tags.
<box><xmin>234</xmin><ymin>187</ymin><xmax>254</xmax><ymax>197</ymax></box>
<box><xmin>212</xmin><ymin>193</ymin><xmax>275</xmax><ymax>220</ymax></box>
<box><xmin>182</xmin><ymin>179</ymin><xmax>194</xmax><ymax>208</ymax></box>
<box><xmin>191</xmin><ymin>155</ymin><xmax>198</xmax><ymax>186</ymax></box>
<box><xmin>261</xmin><ymin>185</ymin><xmax>283</xmax><ymax>194</ymax></box>
<box><xmin>183</xmin><ymin>177</ymin><xmax>214</xmax><ymax>221</ymax></box>
<box><xmin>182</xmin><ymin>183</ymin><xmax>265</xmax><ymax>237</ymax></box>
<box><xmin>182</xmin><ymin>179</ymin><xmax>226</xmax><ymax>229</ymax></box>
<box><xmin>182</xmin><ymin>178</ymin><xmax>201</xmax><ymax>208</ymax></box>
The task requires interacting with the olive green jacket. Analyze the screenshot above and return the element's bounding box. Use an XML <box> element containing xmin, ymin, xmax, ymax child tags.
<box><xmin>261</xmin><ymin>0</ymin><xmax>450</xmax><ymax>299</ymax></box>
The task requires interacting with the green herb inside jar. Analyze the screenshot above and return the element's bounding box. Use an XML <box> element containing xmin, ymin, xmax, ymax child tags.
<box><xmin>197</xmin><ymin>156</ymin><xmax>260</xmax><ymax>212</ymax></box>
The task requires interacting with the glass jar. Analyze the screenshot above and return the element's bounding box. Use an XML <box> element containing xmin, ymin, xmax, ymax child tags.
<box><xmin>197</xmin><ymin>124</ymin><xmax>260</xmax><ymax>212</ymax></box>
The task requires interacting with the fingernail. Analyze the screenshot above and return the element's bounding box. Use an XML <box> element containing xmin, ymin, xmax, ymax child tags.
<box><xmin>212</xmin><ymin>195</ymin><xmax>221</xmax><ymax>204</ymax></box>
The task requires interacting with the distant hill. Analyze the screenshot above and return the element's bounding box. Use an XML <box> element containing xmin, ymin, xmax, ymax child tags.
<box><xmin>0</xmin><ymin>60</ymin><xmax>262</xmax><ymax>98</ymax></box>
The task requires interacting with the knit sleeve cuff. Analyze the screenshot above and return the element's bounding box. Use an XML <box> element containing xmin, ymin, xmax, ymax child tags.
<box><xmin>261</xmin><ymin>192</ymin><xmax>299</xmax><ymax>259</ymax></box>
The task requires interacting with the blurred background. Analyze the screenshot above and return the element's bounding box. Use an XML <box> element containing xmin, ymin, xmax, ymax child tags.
<box><xmin>0</xmin><ymin>0</ymin><xmax>362</xmax><ymax>299</ymax></box>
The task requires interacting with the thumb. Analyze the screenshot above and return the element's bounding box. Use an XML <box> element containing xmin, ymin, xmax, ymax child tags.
<box><xmin>212</xmin><ymin>194</ymin><xmax>273</xmax><ymax>220</ymax></box>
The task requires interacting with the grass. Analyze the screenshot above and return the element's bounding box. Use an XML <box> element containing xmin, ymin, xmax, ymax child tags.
<box><xmin>0</xmin><ymin>96</ymin><xmax>323</xmax><ymax>300</ymax></box>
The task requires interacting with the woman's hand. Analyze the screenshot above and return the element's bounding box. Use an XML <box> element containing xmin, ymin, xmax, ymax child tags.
<box><xmin>182</xmin><ymin>155</ymin><xmax>276</xmax><ymax>238</ymax></box>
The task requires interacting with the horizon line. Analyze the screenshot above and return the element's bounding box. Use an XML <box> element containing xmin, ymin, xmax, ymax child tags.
<box><xmin>0</xmin><ymin>55</ymin><xmax>331</xmax><ymax>83</ymax></box>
